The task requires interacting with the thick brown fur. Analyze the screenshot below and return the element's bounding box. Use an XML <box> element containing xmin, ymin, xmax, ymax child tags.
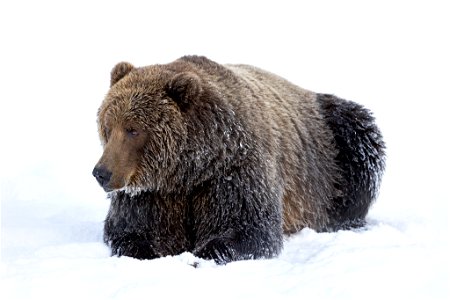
<box><xmin>93</xmin><ymin>55</ymin><xmax>385</xmax><ymax>264</ymax></box>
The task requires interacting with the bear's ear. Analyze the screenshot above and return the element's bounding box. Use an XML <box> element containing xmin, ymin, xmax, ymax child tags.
<box><xmin>110</xmin><ymin>62</ymin><xmax>135</xmax><ymax>87</ymax></box>
<box><xmin>166</xmin><ymin>72</ymin><xmax>202</xmax><ymax>107</ymax></box>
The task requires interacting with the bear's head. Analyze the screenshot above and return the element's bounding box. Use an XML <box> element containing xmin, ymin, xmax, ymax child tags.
<box><xmin>92</xmin><ymin>61</ymin><xmax>203</xmax><ymax>193</ymax></box>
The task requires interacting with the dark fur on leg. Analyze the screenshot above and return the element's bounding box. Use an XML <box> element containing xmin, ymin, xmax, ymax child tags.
<box><xmin>191</xmin><ymin>173</ymin><xmax>284</xmax><ymax>264</ymax></box>
<box><xmin>103</xmin><ymin>191</ymin><xmax>190</xmax><ymax>259</ymax></box>
<box><xmin>193</xmin><ymin>227</ymin><xmax>282</xmax><ymax>265</ymax></box>
<box><xmin>107</xmin><ymin>232</ymin><xmax>159</xmax><ymax>260</ymax></box>
<box><xmin>317</xmin><ymin>94</ymin><xmax>386</xmax><ymax>230</ymax></box>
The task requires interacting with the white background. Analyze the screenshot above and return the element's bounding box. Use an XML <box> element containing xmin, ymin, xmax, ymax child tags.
<box><xmin>1</xmin><ymin>1</ymin><xmax>448</xmax><ymax>299</ymax></box>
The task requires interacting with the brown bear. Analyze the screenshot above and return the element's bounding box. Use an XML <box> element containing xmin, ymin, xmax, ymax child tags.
<box><xmin>93</xmin><ymin>55</ymin><xmax>385</xmax><ymax>264</ymax></box>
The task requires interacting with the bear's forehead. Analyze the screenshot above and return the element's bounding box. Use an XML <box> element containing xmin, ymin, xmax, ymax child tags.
<box><xmin>101</xmin><ymin>88</ymin><xmax>168</xmax><ymax>124</ymax></box>
<box><xmin>99</xmin><ymin>65</ymin><xmax>176</xmax><ymax>127</ymax></box>
<box><xmin>100</xmin><ymin>100</ymin><xmax>150</xmax><ymax>128</ymax></box>
<box><xmin>103</xmin><ymin>92</ymin><xmax>152</xmax><ymax>116</ymax></box>
<box><xmin>110</xmin><ymin>68</ymin><xmax>168</xmax><ymax>96</ymax></box>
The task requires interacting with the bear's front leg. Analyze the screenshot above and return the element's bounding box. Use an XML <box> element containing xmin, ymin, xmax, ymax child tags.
<box><xmin>105</xmin><ymin>231</ymin><xmax>159</xmax><ymax>260</ymax></box>
<box><xmin>193</xmin><ymin>226</ymin><xmax>283</xmax><ymax>264</ymax></box>
<box><xmin>192</xmin><ymin>175</ymin><xmax>284</xmax><ymax>264</ymax></box>
<box><xmin>194</xmin><ymin>235</ymin><xmax>239</xmax><ymax>264</ymax></box>
<box><xmin>103</xmin><ymin>191</ymin><xmax>160</xmax><ymax>259</ymax></box>
<box><xmin>103</xmin><ymin>190</ymin><xmax>189</xmax><ymax>260</ymax></box>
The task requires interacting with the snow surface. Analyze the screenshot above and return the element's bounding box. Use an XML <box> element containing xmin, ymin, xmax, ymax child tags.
<box><xmin>1</xmin><ymin>1</ymin><xmax>448</xmax><ymax>299</ymax></box>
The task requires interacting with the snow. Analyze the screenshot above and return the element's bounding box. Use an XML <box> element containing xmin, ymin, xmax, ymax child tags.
<box><xmin>1</xmin><ymin>1</ymin><xmax>448</xmax><ymax>299</ymax></box>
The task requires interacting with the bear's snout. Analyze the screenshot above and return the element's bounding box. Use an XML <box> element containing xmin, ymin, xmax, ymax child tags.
<box><xmin>92</xmin><ymin>165</ymin><xmax>112</xmax><ymax>191</ymax></box>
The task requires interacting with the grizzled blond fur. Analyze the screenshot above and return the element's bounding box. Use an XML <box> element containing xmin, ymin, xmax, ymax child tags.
<box><xmin>219</xmin><ymin>64</ymin><xmax>341</xmax><ymax>232</ymax></box>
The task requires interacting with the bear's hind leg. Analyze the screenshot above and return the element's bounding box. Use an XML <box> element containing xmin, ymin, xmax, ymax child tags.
<box><xmin>317</xmin><ymin>94</ymin><xmax>386</xmax><ymax>230</ymax></box>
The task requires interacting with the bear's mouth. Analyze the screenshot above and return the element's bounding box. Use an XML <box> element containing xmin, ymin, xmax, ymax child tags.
<box><xmin>103</xmin><ymin>186</ymin><xmax>114</xmax><ymax>193</ymax></box>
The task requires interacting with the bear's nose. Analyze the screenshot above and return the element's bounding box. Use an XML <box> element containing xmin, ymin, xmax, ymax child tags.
<box><xmin>92</xmin><ymin>166</ymin><xmax>112</xmax><ymax>189</ymax></box>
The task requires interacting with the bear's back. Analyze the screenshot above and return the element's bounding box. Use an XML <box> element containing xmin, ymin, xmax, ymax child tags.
<box><xmin>221</xmin><ymin>63</ymin><xmax>341</xmax><ymax>232</ymax></box>
<box><xmin>176</xmin><ymin>56</ymin><xmax>342</xmax><ymax>231</ymax></box>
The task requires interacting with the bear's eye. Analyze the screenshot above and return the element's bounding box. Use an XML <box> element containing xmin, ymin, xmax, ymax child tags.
<box><xmin>125</xmin><ymin>127</ymin><xmax>139</xmax><ymax>137</ymax></box>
